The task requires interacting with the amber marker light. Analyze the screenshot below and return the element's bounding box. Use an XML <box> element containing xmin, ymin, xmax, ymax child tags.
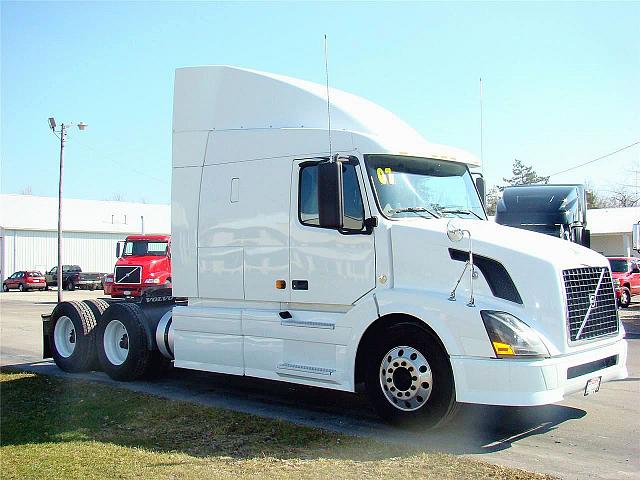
<box><xmin>275</xmin><ymin>280</ymin><xmax>286</xmax><ymax>289</ymax></box>
<box><xmin>492</xmin><ymin>341</ymin><xmax>515</xmax><ymax>356</ymax></box>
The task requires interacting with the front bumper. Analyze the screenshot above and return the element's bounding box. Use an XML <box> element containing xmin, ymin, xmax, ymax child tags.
<box><xmin>111</xmin><ymin>284</ymin><xmax>144</xmax><ymax>297</ymax></box>
<box><xmin>452</xmin><ymin>338</ymin><xmax>628</xmax><ymax>406</ymax></box>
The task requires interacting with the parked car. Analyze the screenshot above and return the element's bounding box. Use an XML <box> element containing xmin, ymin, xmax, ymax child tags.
<box><xmin>103</xmin><ymin>273</ymin><xmax>114</xmax><ymax>295</ymax></box>
<box><xmin>3</xmin><ymin>271</ymin><xmax>47</xmax><ymax>292</ymax></box>
<box><xmin>608</xmin><ymin>257</ymin><xmax>640</xmax><ymax>308</ymax></box>
<box><xmin>44</xmin><ymin>265</ymin><xmax>105</xmax><ymax>291</ymax></box>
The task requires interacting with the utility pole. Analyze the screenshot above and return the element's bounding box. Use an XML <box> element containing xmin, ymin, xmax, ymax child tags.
<box><xmin>57</xmin><ymin>124</ymin><xmax>66</xmax><ymax>303</ymax></box>
<box><xmin>48</xmin><ymin>118</ymin><xmax>87</xmax><ymax>303</ymax></box>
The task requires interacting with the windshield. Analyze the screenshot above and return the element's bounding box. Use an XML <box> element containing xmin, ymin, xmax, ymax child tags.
<box><xmin>608</xmin><ymin>259</ymin><xmax>629</xmax><ymax>273</ymax></box>
<box><xmin>364</xmin><ymin>154</ymin><xmax>485</xmax><ymax>219</ymax></box>
<box><xmin>123</xmin><ymin>241</ymin><xmax>168</xmax><ymax>257</ymax></box>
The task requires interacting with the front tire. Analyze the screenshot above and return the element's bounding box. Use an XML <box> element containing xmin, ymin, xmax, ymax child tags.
<box><xmin>619</xmin><ymin>287</ymin><xmax>631</xmax><ymax>308</ymax></box>
<box><xmin>364</xmin><ymin>323</ymin><xmax>458</xmax><ymax>427</ymax></box>
<box><xmin>18</xmin><ymin>284</ymin><xmax>25</xmax><ymax>292</ymax></box>
<box><xmin>49</xmin><ymin>301</ymin><xmax>98</xmax><ymax>372</ymax></box>
<box><xmin>97</xmin><ymin>303</ymin><xmax>153</xmax><ymax>381</ymax></box>
<box><xmin>66</xmin><ymin>280</ymin><xmax>75</xmax><ymax>291</ymax></box>
<box><xmin>2</xmin><ymin>284</ymin><xmax>8</xmax><ymax>292</ymax></box>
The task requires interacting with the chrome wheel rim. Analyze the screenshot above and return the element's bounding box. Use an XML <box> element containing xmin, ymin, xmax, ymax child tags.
<box><xmin>54</xmin><ymin>316</ymin><xmax>76</xmax><ymax>358</ymax></box>
<box><xmin>380</xmin><ymin>345</ymin><xmax>433</xmax><ymax>411</ymax></box>
<box><xmin>104</xmin><ymin>319</ymin><xmax>129</xmax><ymax>366</ymax></box>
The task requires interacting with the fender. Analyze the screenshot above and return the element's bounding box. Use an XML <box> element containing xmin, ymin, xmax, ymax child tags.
<box><xmin>344</xmin><ymin>288</ymin><xmax>499</xmax><ymax>390</ymax></box>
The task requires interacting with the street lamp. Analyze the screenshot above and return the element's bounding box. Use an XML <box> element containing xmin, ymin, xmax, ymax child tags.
<box><xmin>48</xmin><ymin>118</ymin><xmax>88</xmax><ymax>302</ymax></box>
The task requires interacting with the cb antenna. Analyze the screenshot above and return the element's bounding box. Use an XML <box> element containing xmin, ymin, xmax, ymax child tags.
<box><xmin>324</xmin><ymin>34</ymin><xmax>333</xmax><ymax>160</ymax></box>
<box><xmin>479</xmin><ymin>77</ymin><xmax>484</xmax><ymax>175</ymax></box>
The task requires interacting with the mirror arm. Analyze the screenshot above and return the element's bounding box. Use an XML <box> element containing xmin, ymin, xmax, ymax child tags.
<box><xmin>364</xmin><ymin>216</ymin><xmax>378</xmax><ymax>234</ymax></box>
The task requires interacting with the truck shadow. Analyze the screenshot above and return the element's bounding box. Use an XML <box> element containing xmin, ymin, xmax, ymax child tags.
<box><xmin>2</xmin><ymin>362</ymin><xmax>586</xmax><ymax>458</ymax></box>
<box><xmin>163</xmin><ymin>368</ymin><xmax>586</xmax><ymax>455</ymax></box>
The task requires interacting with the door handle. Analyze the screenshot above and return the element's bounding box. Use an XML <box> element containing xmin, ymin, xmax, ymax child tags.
<box><xmin>292</xmin><ymin>280</ymin><xmax>309</xmax><ymax>290</ymax></box>
<box><xmin>279</xmin><ymin>311</ymin><xmax>292</xmax><ymax>319</ymax></box>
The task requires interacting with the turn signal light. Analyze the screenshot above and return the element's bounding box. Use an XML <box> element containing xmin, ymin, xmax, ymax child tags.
<box><xmin>275</xmin><ymin>280</ymin><xmax>286</xmax><ymax>289</ymax></box>
<box><xmin>492</xmin><ymin>341</ymin><xmax>515</xmax><ymax>356</ymax></box>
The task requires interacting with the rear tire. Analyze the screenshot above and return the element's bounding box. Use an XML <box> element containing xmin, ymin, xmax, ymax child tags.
<box><xmin>2</xmin><ymin>284</ymin><xmax>8</xmax><ymax>292</ymax></box>
<box><xmin>50</xmin><ymin>301</ymin><xmax>98</xmax><ymax>372</ymax></box>
<box><xmin>66</xmin><ymin>280</ymin><xmax>75</xmax><ymax>291</ymax></box>
<box><xmin>97</xmin><ymin>303</ymin><xmax>152</xmax><ymax>381</ymax></box>
<box><xmin>619</xmin><ymin>287</ymin><xmax>631</xmax><ymax>308</ymax></box>
<box><xmin>364</xmin><ymin>323</ymin><xmax>458</xmax><ymax>428</ymax></box>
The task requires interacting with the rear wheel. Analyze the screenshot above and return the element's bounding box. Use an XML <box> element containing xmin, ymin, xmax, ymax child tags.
<box><xmin>66</xmin><ymin>280</ymin><xmax>75</xmax><ymax>291</ymax></box>
<box><xmin>619</xmin><ymin>287</ymin><xmax>631</xmax><ymax>308</ymax></box>
<box><xmin>364</xmin><ymin>323</ymin><xmax>458</xmax><ymax>427</ymax></box>
<box><xmin>97</xmin><ymin>303</ymin><xmax>153</xmax><ymax>381</ymax></box>
<box><xmin>49</xmin><ymin>301</ymin><xmax>98</xmax><ymax>372</ymax></box>
<box><xmin>2</xmin><ymin>284</ymin><xmax>8</xmax><ymax>292</ymax></box>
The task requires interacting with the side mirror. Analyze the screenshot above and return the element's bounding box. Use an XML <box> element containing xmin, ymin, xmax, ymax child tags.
<box><xmin>116</xmin><ymin>242</ymin><xmax>122</xmax><ymax>258</ymax></box>
<box><xmin>582</xmin><ymin>229</ymin><xmax>591</xmax><ymax>249</ymax></box>
<box><xmin>317</xmin><ymin>161</ymin><xmax>344</xmax><ymax>229</ymax></box>
<box><xmin>474</xmin><ymin>175</ymin><xmax>486</xmax><ymax>207</ymax></box>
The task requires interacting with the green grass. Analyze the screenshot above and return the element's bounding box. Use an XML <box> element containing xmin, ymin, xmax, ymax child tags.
<box><xmin>0</xmin><ymin>372</ymin><xmax>554</xmax><ymax>479</ymax></box>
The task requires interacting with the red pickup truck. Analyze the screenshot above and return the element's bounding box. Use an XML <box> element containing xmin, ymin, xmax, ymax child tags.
<box><xmin>609</xmin><ymin>257</ymin><xmax>640</xmax><ymax>308</ymax></box>
<box><xmin>111</xmin><ymin>234</ymin><xmax>171</xmax><ymax>297</ymax></box>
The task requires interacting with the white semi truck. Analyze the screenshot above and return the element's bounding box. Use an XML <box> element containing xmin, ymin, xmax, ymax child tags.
<box><xmin>44</xmin><ymin>66</ymin><xmax>627</xmax><ymax>425</ymax></box>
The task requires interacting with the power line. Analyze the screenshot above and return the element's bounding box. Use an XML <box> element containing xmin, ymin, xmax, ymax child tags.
<box><xmin>548</xmin><ymin>140</ymin><xmax>640</xmax><ymax>177</ymax></box>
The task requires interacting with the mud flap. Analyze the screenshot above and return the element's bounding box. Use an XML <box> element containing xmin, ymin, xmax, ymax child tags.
<box><xmin>42</xmin><ymin>314</ymin><xmax>52</xmax><ymax>358</ymax></box>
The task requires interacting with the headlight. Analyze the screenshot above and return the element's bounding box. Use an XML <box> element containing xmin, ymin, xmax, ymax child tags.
<box><xmin>105</xmin><ymin>277</ymin><xmax>113</xmax><ymax>283</ymax></box>
<box><xmin>144</xmin><ymin>278</ymin><xmax>160</xmax><ymax>284</ymax></box>
<box><xmin>613</xmin><ymin>279</ymin><xmax>620</xmax><ymax>287</ymax></box>
<box><xmin>481</xmin><ymin>311</ymin><xmax>550</xmax><ymax>358</ymax></box>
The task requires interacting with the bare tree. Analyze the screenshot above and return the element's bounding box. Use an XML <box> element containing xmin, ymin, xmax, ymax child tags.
<box><xmin>20</xmin><ymin>186</ymin><xmax>33</xmax><ymax>195</ymax></box>
<box><xmin>110</xmin><ymin>193</ymin><xmax>125</xmax><ymax>202</ymax></box>
<box><xmin>485</xmin><ymin>186</ymin><xmax>500</xmax><ymax>216</ymax></box>
<box><xmin>601</xmin><ymin>186</ymin><xmax>639</xmax><ymax>207</ymax></box>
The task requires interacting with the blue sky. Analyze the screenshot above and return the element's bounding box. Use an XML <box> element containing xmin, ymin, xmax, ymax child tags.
<box><xmin>2</xmin><ymin>1</ymin><xmax>638</xmax><ymax>204</ymax></box>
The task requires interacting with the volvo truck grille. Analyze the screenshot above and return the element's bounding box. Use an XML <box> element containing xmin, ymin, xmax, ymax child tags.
<box><xmin>115</xmin><ymin>266</ymin><xmax>142</xmax><ymax>284</ymax></box>
<box><xmin>563</xmin><ymin>267</ymin><xmax>618</xmax><ymax>342</ymax></box>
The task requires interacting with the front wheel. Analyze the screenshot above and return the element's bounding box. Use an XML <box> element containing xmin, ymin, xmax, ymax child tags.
<box><xmin>66</xmin><ymin>280</ymin><xmax>75</xmax><ymax>291</ymax></box>
<box><xmin>2</xmin><ymin>284</ymin><xmax>8</xmax><ymax>292</ymax></box>
<box><xmin>18</xmin><ymin>284</ymin><xmax>25</xmax><ymax>292</ymax></box>
<box><xmin>364</xmin><ymin>323</ymin><xmax>458</xmax><ymax>427</ymax></box>
<box><xmin>619</xmin><ymin>287</ymin><xmax>631</xmax><ymax>308</ymax></box>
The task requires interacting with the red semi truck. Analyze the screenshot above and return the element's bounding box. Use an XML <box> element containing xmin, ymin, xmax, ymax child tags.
<box><xmin>109</xmin><ymin>235</ymin><xmax>171</xmax><ymax>297</ymax></box>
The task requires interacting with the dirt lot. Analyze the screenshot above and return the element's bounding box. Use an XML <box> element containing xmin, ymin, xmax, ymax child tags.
<box><xmin>1</xmin><ymin>289</ymin><xmax>639</xmax><ymax>479</ymax></box>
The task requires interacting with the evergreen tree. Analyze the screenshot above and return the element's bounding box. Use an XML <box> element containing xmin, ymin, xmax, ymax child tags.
<box><xmin>502</xmin><ymin>159</ymin><xmax>550</xmax><ymax>186</ymax></box>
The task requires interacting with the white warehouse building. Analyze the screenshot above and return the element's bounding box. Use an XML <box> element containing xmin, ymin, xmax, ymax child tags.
<box><xmin>588</xmin><ymin>206</ymin><xmax>640</xmax><ymax>257</ymax></box>
<box><xmin>1</xmin><ymin>194</ymin><xmax>637</xmax><ymax>280</ymax></box>
<box><xmin>0</xmin><ymin>194</ymin><xmax>170</xmax><ymax>278</ymax></box>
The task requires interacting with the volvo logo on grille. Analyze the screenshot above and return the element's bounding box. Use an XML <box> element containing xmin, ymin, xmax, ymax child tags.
<box><xmin>589</xmin><ymin>293</ymin><xmax>597</xmax><ymax>307</ymax></box>
<box><xmin>115</xmin><ymin>266</ymin><xmax>142</xmax><ymax>284</ymax></box>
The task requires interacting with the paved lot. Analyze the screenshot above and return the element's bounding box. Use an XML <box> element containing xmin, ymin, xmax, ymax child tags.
<box><xmin>1</xmin><ymin>289</ymin><xmax>639</xmax><ymax>479</ymax></box>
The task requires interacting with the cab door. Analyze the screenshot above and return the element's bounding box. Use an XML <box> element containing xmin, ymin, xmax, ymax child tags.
<box><xmin>289</xmin><ymin>157</ymin><xmax>376</xmax><ymax>306</ymax></box>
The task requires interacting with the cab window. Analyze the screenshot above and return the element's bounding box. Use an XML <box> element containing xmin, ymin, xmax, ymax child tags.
<box><xmin>299</xmin><ymin>161</ymin><xmax>365</xmax><ymax>231</ymax></box>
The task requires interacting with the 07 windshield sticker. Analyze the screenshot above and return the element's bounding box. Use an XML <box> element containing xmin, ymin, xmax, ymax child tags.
<box><xmin>376</xmin><ymin>167</ymin><xmax>395</xmax><ymax>185</ymax></box>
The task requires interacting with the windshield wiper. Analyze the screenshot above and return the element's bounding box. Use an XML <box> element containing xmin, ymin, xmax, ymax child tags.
<box><xmin>390</xmin><ymin>207</ymin><xmax>440</xmax><ymax>219</ymax></box>
<box><xmin>438</xmin><ymin>208</ymin><xmax>483</xmax><ymax>220</ymax></box>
